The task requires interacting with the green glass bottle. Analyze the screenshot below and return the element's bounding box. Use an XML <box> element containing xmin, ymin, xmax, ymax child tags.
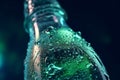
<box><xmin>24</xmin><ymin>0</ymin><xmax>110</xmax><ymax>80</ymax></box>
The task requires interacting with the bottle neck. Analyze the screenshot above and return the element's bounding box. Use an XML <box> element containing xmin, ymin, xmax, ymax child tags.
<box><xmin>24</xmin><ymin>0</ymin><xmax>67</xmax><ymax>32</ymax></box>
<box><xmin>24</xmin><ymin>0</ymin><xmax>68</xmax><ymax>42</ymax></box>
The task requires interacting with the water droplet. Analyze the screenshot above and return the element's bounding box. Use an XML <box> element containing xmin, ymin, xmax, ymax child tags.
<box><xmin>44</xmin><ymin>26</ymin><xmax>54</xmax><ymax>34</ymax></box>
<box><xmin>64</xmin><ymin>50</ymin><xmax>67</xmax><ymax>53</ymax></box>
<box><xmin>45</xmin><ymin>64</ymin><xmax>62</xmax><ymax>76</ymax></box>
<box><xmin>74</xmin><ymin>33</ymin><xmax>81</xmax><ymax>39</ymax></box>
<box><xmin>74</xmin><ymin>52</ymin><xmax>78</xmax><ymax>55</ymax></box>
<box><xmin>45</xmin><ymin>30</ymin><xmax>50</xmax><ymax>34</ymax></box>
<box><xmin>56</xmin><ymin>41</ymin><xmax>59</xmax><ymax>44</ymax></box>
<box><xmin>95</xmin><ymin>75</ymin><xmax>98</xmax><ymax>79</ymax></box>
<box><xmin>94</xmin><ymin>68</ymin><xmax>97</xmax><ymax>71</ymax></box>
<box><xmin>48</xmin><ymin>43</ymin><xmax>53</xmax><ymax>46</ymax></box>
<box><xmin>76</xmin><ymin>55</ymin><xmax>84</xmax><ymax>63</ymax></box>
<box><xmin>77</xmin><ymin>31</ymin><xmax>81</xmax><ymax>36</ymax></box>
<box><xmin>68</xmin><ymin>53</ymin><xmax>72</xmax><ymax>56</ymax></box>
<box><xmin>87</xmin><ymin>43</ymin><xmax>91</xmax><ymax>47</ymax></box>
<box><xmin>49</xmin><ymin>48</ymin><xmax>54</xmax><ymax>51</ymax></box>
<box><xmin>86</xmin><ymin>63</ymin><xmax>93</xmax><ymax>68</ymax></box>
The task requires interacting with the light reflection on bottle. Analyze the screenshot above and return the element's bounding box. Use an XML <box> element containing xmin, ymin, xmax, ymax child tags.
<box><xmin>24</xmin><ymin>0</ymin><xmax>110</xmax><ymax>80</ymax></box>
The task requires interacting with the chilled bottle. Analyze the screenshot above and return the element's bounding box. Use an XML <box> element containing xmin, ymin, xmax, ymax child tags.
<box><xmin>24</xmin><ymin>0</ymin><xmax>110</xmax><ymax>80</ymax></box>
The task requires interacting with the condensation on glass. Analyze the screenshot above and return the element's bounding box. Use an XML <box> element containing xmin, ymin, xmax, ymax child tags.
<box><xmin>24</xmin><ymin>0</ymin><xmax>110</xmax><ymax>80</ymax></box>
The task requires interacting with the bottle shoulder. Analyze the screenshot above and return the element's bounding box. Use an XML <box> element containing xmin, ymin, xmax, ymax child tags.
<box><xmin>37</xmin><ymin>27</ymin><xmax>79</xmax><ymax>48</ymax></box>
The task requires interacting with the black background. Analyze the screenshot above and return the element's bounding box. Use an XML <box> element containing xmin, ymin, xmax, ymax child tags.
<box><xmin>0</xmin><ymin>0</ymin><xmax>119</xmax><ymax>80</ymax></box>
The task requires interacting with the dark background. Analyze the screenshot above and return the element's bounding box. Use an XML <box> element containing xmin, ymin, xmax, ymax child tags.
<box><xmin>0</xmin><ymin>0</ymin><xmax>119</xmax><ymax>80</ymax></box>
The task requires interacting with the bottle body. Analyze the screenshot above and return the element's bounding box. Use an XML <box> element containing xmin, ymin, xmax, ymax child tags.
<box><xmin>24</xmin><ymin>26</ymin><xmax>109</xmax><ymax>80</ymax></box>
<box><xmin>24</xmin><ymin>0</ymin><xmax>110</xmax><ymax>80</ymax></box>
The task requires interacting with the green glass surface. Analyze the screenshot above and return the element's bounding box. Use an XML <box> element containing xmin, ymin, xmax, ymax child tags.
<box><xmin>24</xmin><ymin>0</ymin><xmax>110</xmax><ymax>80</ymax></box>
